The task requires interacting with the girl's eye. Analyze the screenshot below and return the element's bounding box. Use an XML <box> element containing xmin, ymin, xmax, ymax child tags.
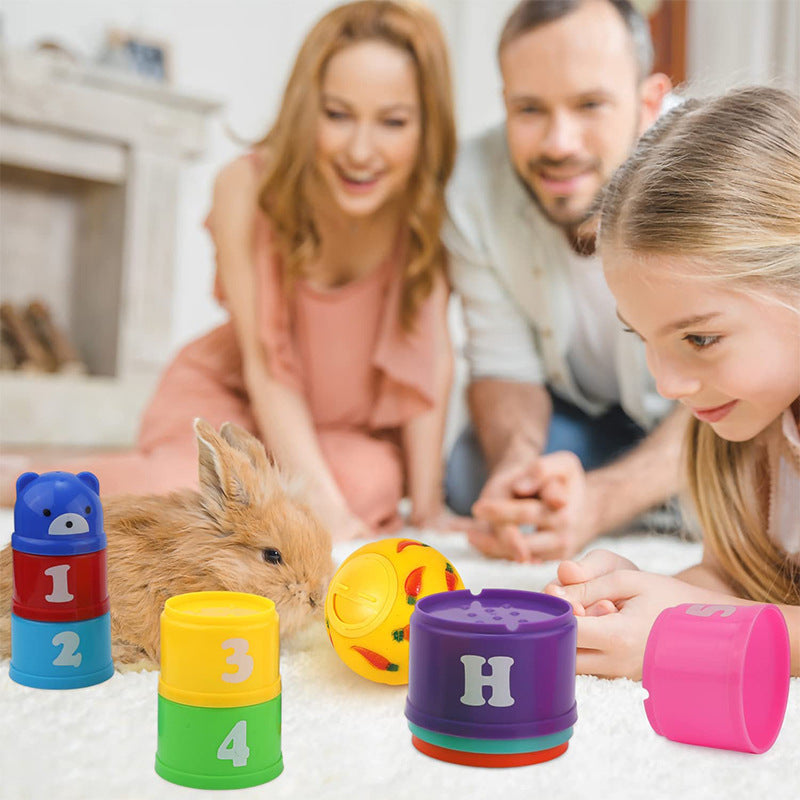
<box><xmin>683</xmin><ymin>334</ymin><xmax>721</xmax><ymax>350</ymax></box>
<box><xmin>262</xmin><ymin>548</ymin><xmax>283</xmax><ymax>565</ymax></box>
<box><xmin>325</xmin><ymin>109</ymin><xmax>348</xmax><ymax>120</ymax></box>
<box><xmin>622</xmin><ymin>326</ymin><xmax>644</xmax><ymax>341</ymax></box>
<box><xmin>383</xmin><ymin>118</ymin><xmax>407</xmax><ymax>128</ymax></box>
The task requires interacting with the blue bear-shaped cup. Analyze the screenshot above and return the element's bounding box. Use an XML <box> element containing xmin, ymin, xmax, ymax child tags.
<box><xmin>12</xmin><ymin>471</ymin><xmax>106</xmax><ymax>556</ymax></box>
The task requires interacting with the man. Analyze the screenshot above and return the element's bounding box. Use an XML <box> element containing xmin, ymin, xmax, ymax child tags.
<box><xmin>445</xmin><ymin>0</ymin><xmax>687</xmax><ymax>562</ymax></box>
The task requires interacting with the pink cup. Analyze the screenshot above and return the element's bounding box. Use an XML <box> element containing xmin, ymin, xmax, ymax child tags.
<box><xmin>643</xmin><ymin>603</ymin><xmax>790</xmax><ymax>754</ymax></box>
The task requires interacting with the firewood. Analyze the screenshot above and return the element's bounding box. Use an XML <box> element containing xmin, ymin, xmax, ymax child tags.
<box><xmin>25</xmin><ymin>300</ymin><xmax>88</xmax><ymax>374</ymax></box>
<box><xmin>0</xmin><ymin>303</ymin><xmax>54</xmax><ymax>372</ymax></box>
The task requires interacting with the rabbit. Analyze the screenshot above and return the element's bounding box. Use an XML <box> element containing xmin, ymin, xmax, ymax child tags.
<box><xmin>0</xmin><ymin>419</ymin><xmax>333</xmax><ymax>669</ymax></box>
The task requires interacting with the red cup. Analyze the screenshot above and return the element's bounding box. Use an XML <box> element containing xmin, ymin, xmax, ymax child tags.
<box><xmin>12</xmin><ymin>549</ymin><xmax>110</xmax><ymax>622</ymax></box>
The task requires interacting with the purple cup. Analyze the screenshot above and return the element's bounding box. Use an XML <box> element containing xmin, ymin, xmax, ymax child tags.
<box><xmin>405</xmin><ymin>589</ymin><xmax>577</xmax><ymax>740</ymax></box>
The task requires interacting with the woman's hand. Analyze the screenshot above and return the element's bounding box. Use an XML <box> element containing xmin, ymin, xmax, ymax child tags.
<box><xmin>409</xmin><ymin>507</ymin><xmax>475</xmax><ymax>533</ymax></box>
<box><xmin>544</xmin><ymin>551</ymin><xmax>723</xmax><ymax>679</ymax></box>
<box><xmin>315</xmin><ymin>498</ymin><xmax>372</xmax><ymax>542</ymax></box>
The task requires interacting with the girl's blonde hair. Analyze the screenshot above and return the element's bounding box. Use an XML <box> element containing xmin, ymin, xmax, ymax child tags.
<box><xmin>601</xmin><ymin>86</ymin><xmax>800</xmax><ymax>604</ymax></box>
<box><xmin>257</xmin><ymin>0</ymin><xmax>456</xmax><ymax>330</ymax></box>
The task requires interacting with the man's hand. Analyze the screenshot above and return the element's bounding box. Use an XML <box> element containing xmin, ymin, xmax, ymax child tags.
<box><xmin>468</xmin><ymin>451</ymin><xmax>599</xmax><ymax>562</ymax></box>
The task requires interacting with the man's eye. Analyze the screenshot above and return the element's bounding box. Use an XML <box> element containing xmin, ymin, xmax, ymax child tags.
<box><xmin>262</xmin><ymin>548</ymin><xmax>283</xmax><ymax>565</ymax></box>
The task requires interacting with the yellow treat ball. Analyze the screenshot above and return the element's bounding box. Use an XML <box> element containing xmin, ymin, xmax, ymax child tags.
<box><xmin>324</xmin><ymin>537</ymin><xmax>465</xmax><ymax>685</ymax></box>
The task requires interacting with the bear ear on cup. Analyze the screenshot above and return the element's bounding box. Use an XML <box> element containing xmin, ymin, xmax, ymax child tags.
<box><xmin>15</xmin><ymin>472</ymin><xmax>39</xmax><ymax>496</ymax></box>
<box><xmin>77</xmin><ymin>471</ymin><xmax>101</xmax><ymax>495</ymax></box>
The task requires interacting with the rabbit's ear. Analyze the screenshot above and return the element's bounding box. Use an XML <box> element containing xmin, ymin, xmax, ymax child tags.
<box><xmin>219</xmin><ymin>422</ymin><xmax>272</xmax><ymax>477</ymax></box>
<box><xmin>194</xmin><ymin>418</ymin><xmax>251</xmax><ymax>513</ymax></box>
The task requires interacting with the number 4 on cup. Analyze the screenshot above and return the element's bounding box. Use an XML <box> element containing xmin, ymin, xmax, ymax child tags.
<box><xmin>217</xmin><ymin>720</ymin><xmax>250</xmax><ymax>768</ymax></box>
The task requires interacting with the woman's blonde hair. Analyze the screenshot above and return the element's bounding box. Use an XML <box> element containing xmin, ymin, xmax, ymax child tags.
<box><xmin>257</xmin><ymin>0</ymin><xmax>455</xmax><ymax>330</ymax></box>
<box><xmin>601</xmin><ymin>86</ymin><xmax>800</xmax><ymax>604</ymax></box>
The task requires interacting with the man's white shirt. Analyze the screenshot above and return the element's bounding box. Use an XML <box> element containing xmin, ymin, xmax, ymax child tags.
<box><xmin>443</xmin><ymin>124</ymin><xmax>673</xmax><ymax>431</ymax></box>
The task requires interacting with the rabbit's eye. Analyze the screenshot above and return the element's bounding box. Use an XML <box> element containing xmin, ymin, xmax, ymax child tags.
<box><xmin>263</xmin><ymin>548</ymin><xmax>283</xmax><ymax>565</ymax></box>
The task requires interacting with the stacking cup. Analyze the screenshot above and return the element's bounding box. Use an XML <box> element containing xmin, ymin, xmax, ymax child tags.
<box><xmin>10</xmin><ymin>470</ymin><xmax>112</xmax><ymax>690</ymax></box>
<box><xmin>12</xmin><ymin>549</ymin><xmax>109</xmax><ymax>623</ymax></box>
<box><xmin>643</xmin><ymin>602</ymin><xmax>790</xmax><ymax>754</ymax></box>
<box><xmin>9</xmin><ymin>612</ymin><xmax>114</xmax><ymax>689</ymax></box>
<box><xmin>155</xmin><ymin>591</ymin><xmax>283</xmax><ymax>789</ymax></box>
<box><xmin>406</xmin><ymin>589</ymin><xmax>577</xmax><ymax>766</ymax></box>
<box><xmin>156</xmin><ymin>695</ymin><xmax>283</xmax><ymax>789</ymax></box>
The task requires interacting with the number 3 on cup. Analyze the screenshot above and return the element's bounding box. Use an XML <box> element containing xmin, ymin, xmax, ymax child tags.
<box><xmin>217</xmin><ymin>720</ymin><xmax>249</xmax><ymax>767</ymax></box>
<box><xmin>221</xmin><ymin>638</ymin><xmax>254</xmax><ymax>683</ymax></box>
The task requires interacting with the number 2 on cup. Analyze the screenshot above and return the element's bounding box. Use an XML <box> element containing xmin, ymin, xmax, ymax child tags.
<box><xmin>221</xmin><ymin>638</ymin><xmax>254</xmax><ymax>683</ymax></box>
<box><xmin>217</xmin><ymin>720</ymin><xmax>249</xmax><ymax>767</ymax></box>
<box><xmin>52</xmin><ymin>631</ymin><xmax>82</xmax><ymax>667</ymax></box>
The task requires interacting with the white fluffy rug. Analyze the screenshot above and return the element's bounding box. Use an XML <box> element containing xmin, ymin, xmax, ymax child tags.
<box><xmin>1</xmin><ymin>511</ymin><xmax>798</xmax><ymax>800</ymax></box>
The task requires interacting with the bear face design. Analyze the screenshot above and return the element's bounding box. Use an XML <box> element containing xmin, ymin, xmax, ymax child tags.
<box><xmin>12</xmin><ymin>471</ymin><xmax>106</xmax><ymax>556</ymax></box>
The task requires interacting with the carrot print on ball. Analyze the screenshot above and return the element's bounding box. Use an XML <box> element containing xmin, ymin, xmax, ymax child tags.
<box><xmin>391</xmin><ymin>624</ymin><xmax>411</xmax><ymax>643</ymax></box>
<box><xmin>351</xmin><ymin>645</ymin><xmax>399</xmax><ymax>673</ymax></box>
<box><xmin>445</xmin><ymin>563</ymin><xmax>457</xmax><ymax>591</ymax></box>
<box><xmin>405</xmin><ymin>566</ymin><xmax>425</xmax><ymax>605</ymax></box>
<box><xmin>396</xmin><ymin>539</ymin><xmax>429</xmax><ymax>553</ymax></box>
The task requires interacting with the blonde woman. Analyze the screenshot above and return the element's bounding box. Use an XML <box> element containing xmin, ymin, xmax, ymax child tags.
<box><xmin>544</xmin><ymin>87</ymin><xmax>800</xmax><ymax>677</ymax></box>
<box><xmin>23</xmin><ymin>1</ymin><xmax>456</xmax><ymax>541</ymax></box>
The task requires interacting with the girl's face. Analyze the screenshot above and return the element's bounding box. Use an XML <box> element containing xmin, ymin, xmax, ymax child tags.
<box><xmin>604</xmin><ymin>249</ymin><xmax>800</xmax><ymax>442</ymax></box>
<box><xmin>315</xmin><ymin>40</ymin><xmax>421</xmax><ymax>220</ymax></box>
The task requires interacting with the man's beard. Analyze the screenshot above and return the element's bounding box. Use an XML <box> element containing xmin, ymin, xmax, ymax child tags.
<box><xmin>519</xmin><ymin>115</ymin><xmax>641</xmax><ymax>233</ymax></box>
<box><xmin>519</xmin><ymin>157</ymin><xmax>602</xmax><ymax>230</ymax></box>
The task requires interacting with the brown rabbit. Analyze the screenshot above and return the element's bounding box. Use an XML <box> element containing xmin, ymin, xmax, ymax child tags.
<box><xmin>0</xmin><ymin>419</ymin><xmax>333</xmax><ymax>668</ymax></box>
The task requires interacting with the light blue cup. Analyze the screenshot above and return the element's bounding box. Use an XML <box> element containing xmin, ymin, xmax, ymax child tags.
<box><xmin>10</xmin><ymin>612</ymin><xmax>114</xmax><ymax>689</ymax></box>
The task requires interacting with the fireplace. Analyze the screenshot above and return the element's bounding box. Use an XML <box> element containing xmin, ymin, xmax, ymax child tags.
<box><xmin>0</xmin><ymin>50</ymin><xmax>220</xmax><ymax>446</ymax></box>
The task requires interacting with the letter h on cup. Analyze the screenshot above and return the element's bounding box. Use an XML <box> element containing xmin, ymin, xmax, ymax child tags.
<box><xmin>460</xmin><ymin>655</ymin><xmax>515</xmax><ymax>707</ymax></box>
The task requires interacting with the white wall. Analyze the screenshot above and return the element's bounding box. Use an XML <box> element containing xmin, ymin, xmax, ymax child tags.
<box><xmin>687</xmin><ymin>0</ymin><xmax>800</xmax><ymax>96</ymax></box>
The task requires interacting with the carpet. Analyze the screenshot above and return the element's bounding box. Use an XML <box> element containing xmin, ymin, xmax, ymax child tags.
<box><xmin>1</xmin><ymin>511</ymin><xmax>797</xmax><ymax>800</ymax></box>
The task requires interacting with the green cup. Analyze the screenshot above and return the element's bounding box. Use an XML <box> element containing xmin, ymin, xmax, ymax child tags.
<box><xmin>155</xmin><ymin>694</ymin><xmax>283</xmax><ymax>789</ymax></box>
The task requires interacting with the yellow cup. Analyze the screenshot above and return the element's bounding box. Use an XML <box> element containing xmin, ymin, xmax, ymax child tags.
<box><xmin>158</xmin><ymin>591</ymin><xmax>280</xmax><ymax>708</ymax></box>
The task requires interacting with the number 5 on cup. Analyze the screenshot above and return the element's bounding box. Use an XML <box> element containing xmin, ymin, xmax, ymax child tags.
<box><xmin>217</xmin><ymin>720</ymin><xmax>249</xmax><ymax>767</ymax></box>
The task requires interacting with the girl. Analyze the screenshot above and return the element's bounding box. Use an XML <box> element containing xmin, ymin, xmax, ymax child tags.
<box><xmin>16</xmin><ymin>1</ymin><xmax>457</xmax><ymax>542</ymax></box>
<box><xmin>544</xmin><ymin>86</ymin><xmax>800</xmax><ymax>678</ymax></box>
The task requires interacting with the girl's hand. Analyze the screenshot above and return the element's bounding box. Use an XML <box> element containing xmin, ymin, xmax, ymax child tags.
<box><xmin>545</xmin><ymin>549</ymin><xmax>640</xmax><ymax>616</ymax></box>
<box><xmin>545</xmin><ymin>566</ymin><xmax>722</xmax><ymax>679</ymax></box>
